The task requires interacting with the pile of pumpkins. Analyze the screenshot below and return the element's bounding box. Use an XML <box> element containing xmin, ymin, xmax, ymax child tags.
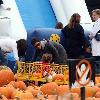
<box><xmin>1</xmin><ymin>66</ymin><xmax>100</xmax><ymax>100</ymax></box>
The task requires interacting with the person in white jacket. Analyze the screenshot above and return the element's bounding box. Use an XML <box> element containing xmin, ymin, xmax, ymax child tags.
<box><xmin>89</xmin><ymin>9</ymin><xmax>100</xmax><ymax>60</ymax></box>
<box><xmin>0</xmin><ymin>37</ymin><xmax>27</xmax><ymax>65</ymax></box>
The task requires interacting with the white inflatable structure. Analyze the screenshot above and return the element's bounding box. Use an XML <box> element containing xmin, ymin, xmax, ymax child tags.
<box><xmin>0</xmin><ymin>0</ymin><xmax>27</xmax><ymax>40</ymax></box>
<box><xmin>50</xmin><ymin>0</ymin><xmax>67</xmax><ymax>26</ymax></box>
<box><xmin>49</xmin><ymin>0</ymin><xmax>93</xmax><ymax>31</ymax></box>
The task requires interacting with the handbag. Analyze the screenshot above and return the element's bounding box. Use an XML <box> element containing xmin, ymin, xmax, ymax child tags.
<box><xmin>95</xmin><ymin>30</ymin><xmax>100</xmax><ymax>41</ymax></box>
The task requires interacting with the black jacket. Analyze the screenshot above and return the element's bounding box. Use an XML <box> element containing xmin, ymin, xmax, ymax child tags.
<box><xmin>61</xmin><ymin>24</ymin><xmax>88</xmax><ymax>59</ymax></box>
<box><xmin>34</xmin><ymin>41</ymin><xmax>67</xmax><ymax>64</ymax></box>
<box><xmin>0</xmin><ymin>0</ymin><xmax>3</xmax><ymax>5</ymax></box>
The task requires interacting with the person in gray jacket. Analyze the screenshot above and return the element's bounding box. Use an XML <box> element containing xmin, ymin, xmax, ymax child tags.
<box><xmin>31</xmin><ymin>38</ymin><xmax>67</xmax><ymax>64</ymax></box>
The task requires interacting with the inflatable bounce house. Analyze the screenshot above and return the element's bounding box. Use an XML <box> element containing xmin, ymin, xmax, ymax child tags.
<box><xmin>0</xmin><ymin>0</ymin><xmax>100</xmax><ymax>100</ymax></box>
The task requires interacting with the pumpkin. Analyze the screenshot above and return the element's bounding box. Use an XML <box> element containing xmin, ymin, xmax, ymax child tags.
<box><xmin>96</xmin><ymin>83</ymin><xmax>100</xmax><ymax>87</ymax></box>
<box><xmin>40</xmin><ymin>82</ymin><xmax>58</xmax><ymax>95</ymax></box>
<box><xmin>26</xmin><ymin>86</ymin><xmax>40</xmax><ymax>97</ymax></box>
<box><xmin>15</xmin><ymin>81</ymin><xmax>26</xmax><ymax>90</ymax></box>
<box><xmin>8</xmin><ymin>81</ymin><xmax>16</xmax><ymax>87</ymax></box>
<box><xmin>0</xmin><ymin>86</ymin><xmax>14</xmax><ymax>99</ymax></box>
<box><xmin>92</xmin><ymin>86</ymin><xmax>100</xmax><ymax>92</ymax></box>
<box><xmin>71</xmin><ymin>87</ymin><xmax>80</xmax><ymax>95</ymax></box>
<box><xmin>95</xmin><ymin>77</ymin><xmax>100</xmax><ymax>84</ymax></box>
<box><xmin>12</xmin><ymin>90</ymin><xmax>34</xmax><ymax>100</ymax></box>
<box><xmin>0</xmin><ymin>95</ymin><xmax>8</xmax><ymax>100</ymax></box>
<box><xmin>0</xmin><ymin>69</ymin><xmax>14</xmax><ymax>86</ymax></box>
<box><xmin>85</xmin><ymin>87</ymin><xmax>96</xmax><ymax>97</ymax></box>
<box><xmin>95</xmin><ymin>91</ymin><xmax>100</xmax><ymax>98</ymax></box>
<box><xmin>52</xmin><ymin>74</ymin><xmax>64</xmax><ymax>81</ymax></box>
<box><xmin>57</xmin><ymin>85</ymin><xmax>70</xmax><ymax>95</ymax></box>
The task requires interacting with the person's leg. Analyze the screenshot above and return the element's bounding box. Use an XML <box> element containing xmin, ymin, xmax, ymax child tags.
<box><xmin>0</xmin><ymin>48</ymin><xmax>7</xmax><ymax>65</ymax></box>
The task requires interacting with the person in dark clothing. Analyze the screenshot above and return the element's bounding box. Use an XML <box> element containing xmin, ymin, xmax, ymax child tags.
<box><xmin>16</xmin><ymin>39</ymin><xmax>27</xmax><ymax>61</ymax></box>
<box><xmin>55</xmin><ymin>22</ymin><xmax>63</xmax><ymax>29</ymax></box>
<box><xmin>31</xmin><ymin>38</ymin><xmax>67</xmax><ymax>64</ymax></box>
<box><xmin>61</xmin><ymin>13</ymin><xmax>90</xmax><ymax>59</ymax></box>
<box><xmin>0</xmin><ymin>0</ymin><xmax>3</xmax><ymax>5</ymax></box>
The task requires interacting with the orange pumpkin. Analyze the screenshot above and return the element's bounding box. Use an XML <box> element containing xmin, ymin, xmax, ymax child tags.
<box><xmin>53</xmin><ymin>74</ymin><xmax>64</xmax><ymax>81</ymax></box>
<box><xmin>95</xmin><ymin>91</ymin><xmax>100</xmax><ymax>98</ymax></box>
<box><xmin>57</xmin><ymin>85</ymin><xmax>70</xmax><ymax>95</ymax></box>
<box><xmin>15</xmin><ymin>81</ymin><xmax>26</xmax><ymax>90</ymax></box>
<box><xmin>71</xmin><ymin>87</ymin><xmax>80</xmax><ymax>95</ymax></box>
<box><xmin>12</xmin><ymin>90</ymin><xmax>34</xmax><ymax>100</ymax></box>
<box><xmin>85</xmin><ymin>87</ymin><xmax>96</xmax><ymax>97</ymax></box>
<box><xmin>26</xmin><ymin>86</ymin><xmax>40</xmax><ymax>97</ymax></box>
<box><xmin>40</xmin><ymin>82</ymin><xmax>58</xmax><ymax>95</ymax></box>
<box><xmin>0</xmin><ymin>95</ymin><xmax>8</xmax><ymax>100</ymax></box>
<box><xmin>0</xmin><ymin>69</ymin><xmax>14</xmax><ymax>86</ymax></box>
<box><xmin>0</xmin><ymin>86</ymin><xmax>14</xmax><ymax>99</ymax></box>
<box><xmin>95</xmin><ymin>77</ymin><xmax>100</xmax><ymax>84</ymax></box>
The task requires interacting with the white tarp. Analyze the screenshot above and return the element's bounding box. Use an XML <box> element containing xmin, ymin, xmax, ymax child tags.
<box><xmin>49</xmin><ymin>0</ymin><xmax>93</xmax><ymax>31</ymax></box>
<box><xmin>0</xmin><ymin>0</ymin><xmax>27</xmax><ymax>40</ymax></box>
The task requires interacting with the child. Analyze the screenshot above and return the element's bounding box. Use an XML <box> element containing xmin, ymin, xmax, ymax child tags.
<box><xmin>41</xmin><ymin>53</ymin><xmax>52</xmax><ymax>77</ymax></box>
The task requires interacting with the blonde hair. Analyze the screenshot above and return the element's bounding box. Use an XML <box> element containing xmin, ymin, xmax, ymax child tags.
<box><xmin>92</xmin><ymin>9</ymin><xmax>100</xmax><ymax>17</ymax></box>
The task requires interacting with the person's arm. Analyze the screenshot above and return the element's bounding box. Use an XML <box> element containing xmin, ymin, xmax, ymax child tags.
<box><xmin>78</xmin><ymin>25</ymin><xmax>90</xmax><ymax>51</ymax></box>
<box><xmin>12</xmin><ymin>43</ymin><xmax>19</xmax><ymax>61</ymax></box>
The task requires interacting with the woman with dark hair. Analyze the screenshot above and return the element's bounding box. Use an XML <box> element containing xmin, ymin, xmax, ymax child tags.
<box><xmin>61</xmin><ymin>13</ymin><xmax>90</xmax><ymax>59</ymax></box>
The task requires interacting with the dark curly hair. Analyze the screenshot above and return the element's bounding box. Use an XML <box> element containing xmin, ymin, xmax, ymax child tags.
<box><xmin>16</xmin><ymin>39</ymin><xmax>27</xmax><ymax>57</ymax></box>
<box><xmin>31</xmin><ymin>38</ymin><xmax>40</xmax><ymax>46</ymax></box>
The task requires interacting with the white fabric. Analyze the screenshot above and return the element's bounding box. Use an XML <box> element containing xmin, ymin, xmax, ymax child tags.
<box><xmin>0</xmin><ymin>0</ymin><xmax>27</xmax><ymax>40</ymax></box>
<box><xmin>0</xmin><ymin>37</ymin><xmax>19</xmax><ymax>60</ymax></box>
<box><xmin>49</xmin><ymin>0</ymin><xmax>68</xmax><ymax>26</ymax></box>
<box><xmin>90</xmin><ymin>18</ymin><xmax>100</xmax><ymax>56</ymax></box>
<box><xmin>0</xmin><ymin>16</ymin><xmax>11</xmax><ymax>37</ymax></box>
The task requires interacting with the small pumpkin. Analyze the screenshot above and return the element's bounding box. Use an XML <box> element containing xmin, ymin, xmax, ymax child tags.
<box><xmin>15</xmin><ymin>81</ymin><xmax>26</xmax><ymax>90</ymax></box>
<box><xmin>52</xmin><ymin>74</ymin><xmax>64</xmax><ymax>81</ymax></box>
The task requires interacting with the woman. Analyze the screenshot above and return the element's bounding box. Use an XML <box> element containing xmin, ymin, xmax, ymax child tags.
<box><xmin>61</xmin><ymin>13</ymin><xmax>89</xmax><ymax>59</ymax></box>
<box><xmin>89</xmin><ymin>9</ymin><xmax>100</xmax><ymax>60</ymax></box>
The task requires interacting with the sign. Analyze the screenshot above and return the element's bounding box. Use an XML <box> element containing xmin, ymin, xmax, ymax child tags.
<box><xmin>76</xmin><ymin>59</ymin><xmax>92</xmax><ymax>86</ymax></box>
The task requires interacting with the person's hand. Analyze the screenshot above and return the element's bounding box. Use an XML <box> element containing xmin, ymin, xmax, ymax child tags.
<box><xmin>85</xmin><ymin>48</ymin><xmax>91</xmax><ymax>53</ymax></box>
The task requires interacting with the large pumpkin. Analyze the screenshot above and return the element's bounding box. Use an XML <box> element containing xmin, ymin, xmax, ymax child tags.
<box><xmin>57</xmin><ymin>85</ymin><xmax>70</xmax><ymax>95</ymax></box>
<box><xmin>40</xmin><ymin>82</ymin><xmax>58</xmax><ymax>95</ymax></box>
<box><xmin>0</xmin><ymin>68</ymin><xmax>14</xmax><ymax>86</ymax></box>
